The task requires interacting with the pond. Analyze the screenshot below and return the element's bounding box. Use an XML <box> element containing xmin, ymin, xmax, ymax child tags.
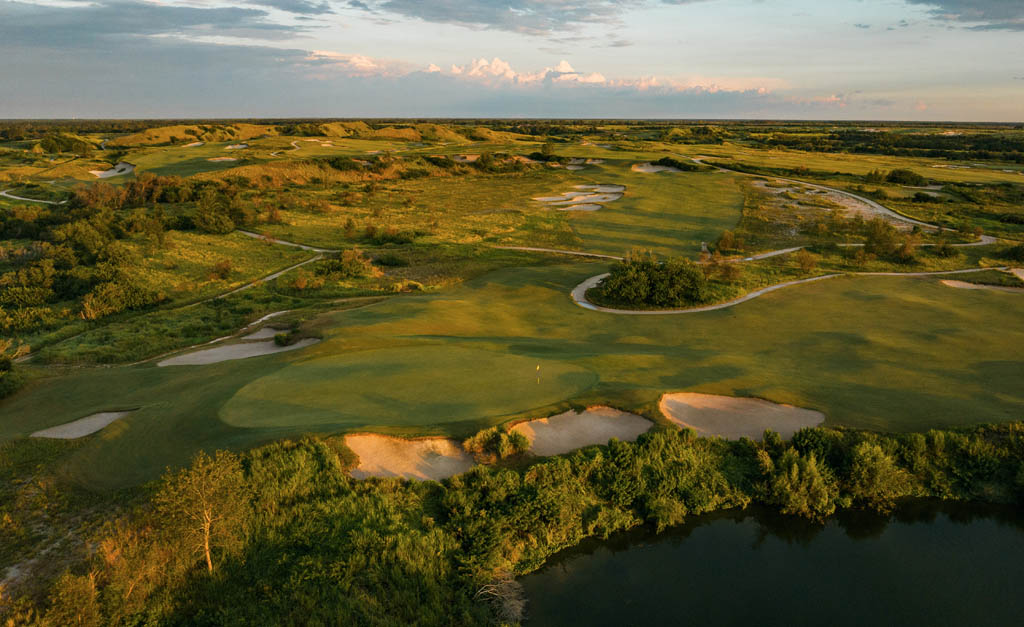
<box><xmin>520</xmin><ymin>502</ymin><xmax>1024</xmax><ymax>626</ymax></box>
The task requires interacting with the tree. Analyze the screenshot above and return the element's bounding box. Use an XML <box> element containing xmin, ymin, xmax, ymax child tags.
<box><xmin>763</xmin><ymin>449</ymin><xmax>838</xmax><ymax>521</ymax></box>
<box><xmin>154</xmin><ymin>450</ymin><xmax>251</xmax><ymax>573</ymax></box>
<box><xmin>847</xmin><ymin>442</ymin><xmax>913</xmax><ymax>512</ymax></box>
<box><xmin>193</xmin><ymin>189</ymin><xmax>235</xmax><ymax>234</ymax></box>
<box><xmin>795</xmin><ymin>248</ymin><xmax>818</xmax><ymax>273</ymax></box>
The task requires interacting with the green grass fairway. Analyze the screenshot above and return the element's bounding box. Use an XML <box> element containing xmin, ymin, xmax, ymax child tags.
<box><xmin>3</xmin><ymin>262</ymin><xmax>1022</xmax><ymax>489</ymax></box>
<box><xmin>567</xmin><ymin>167</ymin><xmax>746</xmax><ymax>257</ymax></box>
<box><xmin>221</xmin><ymin>346</ymin><xmax>597</xmax><ymax>429</ymax></box>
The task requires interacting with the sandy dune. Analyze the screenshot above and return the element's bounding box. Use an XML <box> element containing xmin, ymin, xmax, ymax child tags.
<box><xmin>31</xmin><ymin>411</ymin><xmax>134</xmax><ymax>439</ymax></box>
<box><xmin>511</xmin><ymin>407</ymin><xmax>652</xmax><ymax>456</ymax></box>
<box><xmin>660</xmin><ymin>393</ymin><xmax>824</xmax><ymax>441</ymax></box>
<box><xmin>346</xmin><ymin>434</ymin><xmax>475</xmax><ymax>480</ymax></box>
<box><xmin>157</xmin><ymin>338</ymin><xmax>319</xmax><ymax>366</ymax></box>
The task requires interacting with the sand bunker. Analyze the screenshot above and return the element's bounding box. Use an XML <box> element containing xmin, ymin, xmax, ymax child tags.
<box><xmin>184</xmin><ymin>141</ymin><xmax>204</xmax><ymax>147</ymax></box>
<box><xmin>454</xmin><ymin>154</ymin><xmax>480</xmax><ymax>163</ymax></box>
<box><xmin>566</xmin><ymin>165</ymin><xmax>585</xmax><ymax>170</ymax></box>
<box><xmin>241</xmin><ymin>326</ymin><xmax>284</xmax><ymax>340</ymax></box>
<box><xmin>660</xmin><ymin>393</ymin><xmax>824</xmax><ymax>441</ymax></box>
<box><xmin>558</xmin><ymin>203</ymin><xmax>602</xmax><ymax>211</ymax></box>
<box><xmin>511</xmin><ymin>406</ymin><xmax>652</xmax><ymax>456</ymax></box>
<box><xmin>31</xmin><ymin>411</ymin><xmax>134</xmax><ymax>439</ymax></box>
<box><xmin>550</xmin><ymin>193</ymin><xmax>622</xmax><ymax>204</ymax></box>
<box><xmin>157</xmin><ymin>338</ymin><xmax>319</xmax><ymax>366</ymax></box>
<box><xmin>226</xmin><ymin>143</ymin><xmax>249</xmax><ymax>150</ymax></box>
<box><xmin>576</xmin><ymin>184</ymin><xmax>625</xmax><ymax>193</ymax></box>
<box><xmin>568</xmin><ymin>158</ymin><xmax>585</xmax><ymax>165</ymax></box>
<box><xmin>89</xmin><ymin>162</ymin><xmax>135</xmax><ymax>178</ymax></box>
<box><xmin>941</xmin><ymin>279</ymin><xmax>1024</xmax><ymax>293</ymax></box>
<box><xmin>207</xmin><ymin>157</ymin><xmax>238</xmax><ymax>162</ymax></box>
<box><xmin>346</xmin><ymin>434</ymin><xmax>474</xmax><ymax>481</ymax></box>
<box><xmin>585</xmin><ymin>159</ymin><xmax>604</xmax><ymax>165</ymax></box>
<box><xmin>633</xmin><ymin>162</ymin><xmax>680</xmax><ymax>173</ymax></box>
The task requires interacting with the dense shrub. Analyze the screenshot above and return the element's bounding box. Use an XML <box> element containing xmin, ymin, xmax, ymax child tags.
<box><xmin>885</xmin><ymin>168</ymin><xmax>927</xmax><ymax>186</ymax></box>
<box><xmin>596</xmin><ymin>250</ymin><xmax>708</xmax><ymax>308</ymax></box>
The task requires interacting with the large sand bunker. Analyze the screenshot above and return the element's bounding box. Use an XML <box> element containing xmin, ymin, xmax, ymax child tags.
<box><xmin>157</xmin><ymin>338</ymin><xmax>319</xmax><ymax>366</ymax></box>
<box><xmin>511</xmin><ymin>406</ymin><xmax>653</xmax><ymax>456</ymax></box>
<box><xmin>533</xmin><ymin>184</ymin><xmax>626</xmax><ymax>212</ymax></box>
<box><xmin>207</xmin><ymin>157</ymin><xmax>238</xmax><ymax>162</ymax></box>
<box><xmin>346</xmin><ymin>434</ymin><xmax>475</xmax><ymax>481</ymax></box>
<box><xmin>89</xmin><ymin>162</ymin><xmax>135</xmax><ymax>178</ymax></box>
<box><xmin>660</xmin><ymin>393</ymin><xmax>824</xmax><ymax>440</ymax></box>
<box><xmin>941</xmin><ymin>279</ymin><xmax>1024</xmax><ymax>293</ymax></box>
<box><xmin>31</xmin><ymin>410</ymin><xmax>134</xmax><ymax>439</ymax></box>
<box><xmin>633</xmin><ymin>162</ymin><xmax>680</xmax><ymax>173</ymax></box>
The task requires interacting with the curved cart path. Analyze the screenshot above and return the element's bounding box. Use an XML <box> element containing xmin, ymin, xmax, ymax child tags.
<box><xmin>571</xmin><ymin>267</ymin><xmax>1009</xmax><ymax>315</ymax></box>
<box><xmin>0</xmin><ymin>189</ymin><xmax>68</xmax><ymax>205</ymax></box>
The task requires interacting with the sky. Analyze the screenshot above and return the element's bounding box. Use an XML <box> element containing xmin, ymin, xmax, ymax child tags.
<box><xmin>1</xmin><ymin>0</ymin><xmax>1022</xmax><ymax>120</ymax></box>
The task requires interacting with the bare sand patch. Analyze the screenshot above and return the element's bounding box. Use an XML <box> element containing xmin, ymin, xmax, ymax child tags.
<box><xmin>184</xmin><ymin>141</ymin><xmax>204</xmax><ymax>147</ymax></box>
<box><xmin>31</xmin><ymin>411</ymin><xmax>134</xmax><ymax>439</ymax></box>
<box><xmin>511</xmin><ymin>407</ymin><xmax>653</xmax><ymax>456</ymax></box>
<box><xmin>660</xmin><ymin>393</ymin><xmax>824</xmax><ymax>440</ymax></box>
<box><xmin>157</xmin><ymin>338</ymin><xmax>319</xmax><ymax>366</ymax></box>
<box><xmin>941</xmin><ymin>279</ymin><xmax>1024</xmax><ymax>293</ymax></box>
<box><xmin>208</xmin><ymin>157</ymin><xmax>238</xmax><ymax>162</ymax></box>
<box><xmin>632</xmin><ymin>162</ymin><xmax>680</xmax><ymax>173</ymax></box>
<box><xmin>454</xmin><ymin>154</ymin><xmax>480</xmax><ymax>163</ymax></box>
<box><xmin>89</xmin><ymin>162</ymin><xmax>135</xmax><ymax>178</ymax></box>
<box><xmin>1010</xmin><ymin>268</ymin><xmax>1024</xmax><ymax>281</ymax></box>
<box><xmin>346</xmin><ymin>434</ymin><xmax>474</xmax><ymax>481</ymax></box>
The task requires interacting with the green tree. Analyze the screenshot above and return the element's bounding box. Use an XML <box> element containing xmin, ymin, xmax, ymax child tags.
<box><xmin>154</xmin><ymin>450</ymin><xmax>252</xmax><ymax>573</ymax></box>
<box><xmin>763</xmin><ymin>449</ymin><xmax>838</xmax><ymax>521</ymax></box>
<box><xmin>848</xmin><ymin>442</ymin><xmax>913</xmax><ymax>512</ymax></box>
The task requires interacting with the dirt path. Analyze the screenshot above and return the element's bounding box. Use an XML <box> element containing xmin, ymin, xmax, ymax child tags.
<box><xmin>236</xmin><ymin>230</ymin><xmax>339</xmax><ymax>253</ymax></box>
<box><xmin>493</xmin><ymin>246</ymin><xmax>624</xmax><ymax>260</ymax></box>
<box><xmin>571</xmin><ymin>267</ymin><xmax>1008</xmax><ymax>315</ymax></box>
<box><xmin>0</xmin><ymin>189</ymin><xmax>68</xmax><ymax>205</ymax></box>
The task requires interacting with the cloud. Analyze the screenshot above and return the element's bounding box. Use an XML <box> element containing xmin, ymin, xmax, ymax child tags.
<box><xmin>854</xmin><ymin>23</ymin><xmax>871</xmax><ymax>29</ymax></box>
<box><xmin>905</xmin><ymin>0</ymin><xmax>1024</xmax><ymax>30</ymax></box>
<box><xmin>0</xmin><ymin>0</ymin><xmax>304</xmax><ymax>47</ymax></box>
<box><xmin>350</xmin><ymin>0</ymin><xmax>712</xmax><ymax>34</ymax></box>
<box><xmin>305</xmin><ymin>50</ymin><xmax>419</xmax><ymax>77</ymax></box>
<box><xmin>248</xmin><ymin>0</ymin><xmax>334</xmax><ymax>15</ymax></box>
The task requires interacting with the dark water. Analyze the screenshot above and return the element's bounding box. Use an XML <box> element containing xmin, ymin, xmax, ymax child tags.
<box><xmin>520</xmin><ymin>502</ymin><xmax>1024</xmax><ymax>626</ymax></box>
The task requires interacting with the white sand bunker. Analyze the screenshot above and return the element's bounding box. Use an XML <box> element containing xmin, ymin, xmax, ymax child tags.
<box><xmin>568</xmin><ymin>158</ymin><xmax>585</xmax><ymax>165</ymax></box>
<box><xmin>89</xmin><ymin>162</ymin><xmax>135</xmax><ymax>178</ymax></box>
<box><xmin>558</xmin><ymin>203</ymin><xmax>602</xmax><ymax>211</ymax></box>
<box><xmin>660</xmin><ymin>393</ymin><xmax>824</xmax><ymax>441</ymax></box>
<box><xmin>566</xmin><ymin>165</ymin><xmax>585</xmax><ymax>170</ymax></box>
<box><xmin>241</xmin><ymin>326</ymin><xmax>284</xmax><ymax>340</ymax></box>
<box><xmin>157</xmin><ymin>338</ymin><xmax>319</xmax><ymax>366</ymax></box>
<box><xmin>208</xmin><ymin>157</ymin><xmax>238</xmax><ymax>162</ymax></box>
<box><xmin>346</xmin><ymin>434</ymin><xmax>474</xmax><ymax>481</ymax></box>
<box><xmin>31</xmin><ymin>410</ymin><xmax>135</xmax><ymax>439</ymax></box>
<box><xmin>585</xmin><ymin>158</ymin><xmax>604</xmax><ymax>165</ymax></box>
<box><xmin>632</xmin><ymin>162</ymin><xmax>680</xmax><ymax>173</ymax></box>
<box><xmin>184</xmin><ymin>141</ymin><xmax>204</xmax><ymax>147</ymax></box>
<box><xmin>941</xmin><ymin>279</ymin><xmax>1023</xmax><ymax>293</ymax></box>
<box><xmin>533</xmin><ymin>184</ymin><xmax>625</xmax><ymax>211</ymax></box>
<box><xmin>226</xmin><ymin>143</ymin><xmax>249</xmax><ymax>150</ymax></box>
<box><xmin>512</xmin><ymin>406</ymin><xmax>653</xmax><ymax>456</ymax></box>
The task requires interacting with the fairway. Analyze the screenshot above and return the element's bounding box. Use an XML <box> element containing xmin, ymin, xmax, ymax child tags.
<box><xmin>3</xmin><ymin>261</ymin><xmax>1023</xmax><ymax>488</ymax></box>
<box><xmin>221</xmin><ymin>346</ymin><xmax>598</xmax><ymax>429</ymax></box>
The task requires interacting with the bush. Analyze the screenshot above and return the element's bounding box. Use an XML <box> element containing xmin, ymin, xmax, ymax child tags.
<box><xmin>315</xmin><ymin>249</ymin><xmax>377</xmax><ymax>279</ymax></box>
<box><xmin>463</xmin><ymin>426</ymin><xmax>530</xmax><ymax>463</ymax></box>
<box><xmin>374</xmin><ymin>253</ymin><xmax>409</xmax><ymax>267</ymax></box>
<box><xmin>210</xmin><ymin>259</ymin><xmax>232</xmax><ymax>280</ymax></box>
<box><xmin>597</xmin><ymin>250</ymin><xmax>708</xmax><ymax>308</ymax></box>
<box><xmin>885</xmin><ymin>168</ymin><xmax>927</xmax><ymax>186</ymax></box>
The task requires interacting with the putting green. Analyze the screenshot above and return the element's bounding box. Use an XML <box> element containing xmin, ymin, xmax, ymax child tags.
<box><xmin>221</xmin><ymin>346</ymin><xmax>598</xmax><ymax>429</ymax></box>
